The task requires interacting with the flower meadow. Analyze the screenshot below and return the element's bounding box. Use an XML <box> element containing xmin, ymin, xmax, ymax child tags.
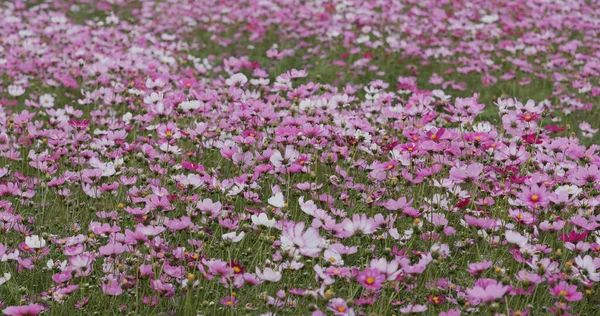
<box><xmin>3</xmin><ymin>1</ymin><xmax>600</xmax><ymax>316</ymax></box>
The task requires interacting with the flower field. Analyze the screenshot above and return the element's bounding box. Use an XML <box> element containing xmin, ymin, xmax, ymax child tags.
<box><xmin>2</xmin><ymin>0</ymin><xmax>600</xmax><ymax>315</ymax></box>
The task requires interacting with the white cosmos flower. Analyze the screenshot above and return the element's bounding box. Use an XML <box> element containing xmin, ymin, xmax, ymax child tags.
<box><xmin>25</xmin><ymin>235</ymin><xmax>46</xmax><ymax>249</ymax></box>
<box><xmin>8</xmin><ymin>85</ymin><xmax>25</xmax><ymax>97</ymax></box>
<box><xmin>225</xmin><ymin>73</ymin><xmax>248</xmax><ymax>86</ymax></box>
<box><xmin>505</xmin><ymin>230</ymin><xmax>528</xmax><ymax>247</ymax></box>
<box><xmin>481</xmin><ymin>14</ymin><xmax>499</xmax><ymax>24</ymax></box>
<box><xmin>122</xmin><ymin>112</ymin><xmax>133</xmax><ymax>123</ymax></box>
<box><xmin>255</xmin><ymin>266</ymin><xmax>282</xmax><ymax>282</ymax></box>
<box><xmin>0</xmin><ymin>272</ymin><xmax>11</xmax><ymax>285</ymax></box>
<box><xmin>39</xmin><ymin>94</ymin><xmax>55</xmax><ymax>108</ymax></box>
<box><xmin>143</xmin><ymin>91</ymin><xmax>163</xmax><ymax>104</ymax></box>
<box><xmin>268</xmin><ymin>192</ymin><xmax>285</xmax><ymax>208</ymax></box>
<box><xmin>251</xmin><ymin>213</ymin><xmax>276</xmax><ymax>228</ymax></box>
<box><xmin>574</xmin><ymin>255</ymin><xmax>600</xmax><ymax>282</ymax></box>
<box><xmin>159</xmin><ymin>143</ymin><xmax>181</xmax><ymax>154</ymax></box>
<box><xmin>179</xmin><ymin>100</ymin><xmax>201</xmax><ymax>111</ymax></box>
<box><xmin>222</xmin><ymin>231</ymin><xmax>245</xmax><ymax>243</ymax></box>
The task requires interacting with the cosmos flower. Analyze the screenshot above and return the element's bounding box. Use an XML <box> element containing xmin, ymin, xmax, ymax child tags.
<box><xmin>1</xmin><ymin>303</ymin><xmax>47</xmax><ymax>316</ymax></box>
<box><xmin>0</xmin><ymin>2</ymin><xmax>599</xmax><ymax>315</ymax></box>
<box><xmin>356</xmin><ymin>267</ymin><xmax>385</xmax><ymax>290</ymax></box>
<box><xmin>549</xmin><ymin>281</ymin><xmax>583</xmax><ymax>302</ymax></box>
<box><xmin>517</xmin><ymin>184</ymin><xmax>550</xmax><ymax>209</ymax></box>
<box><xmin>24</xmin><ymin>236</ymin><xmax>46</xmax><ymax>249</ymax></box>
<box><xmin>255</xmin><ymin>267</ymin><xmax>282</xmax><ymax>282</ymax></box>
<box><xmin>466</xmin><ymin>279</ymin><xmax>511</xmax><ymax>303</ymax></box>
<box><xmin>251</xmin><ymin>213</ymin><xmax>276</xmax><ymax>228</ymax></box>
<box><xmin>281</xmin><ymin>222</ymin><xmax>325</xmax><ymax>258</ymax></box>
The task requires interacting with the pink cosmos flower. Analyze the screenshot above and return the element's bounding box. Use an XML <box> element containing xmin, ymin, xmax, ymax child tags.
<box><xmin>399</xmin><ymin>304</ymin><xmax>427</xmax><ymax>314</ymax></box>
<box><xmin>327</xmin><ymin>298</ymin><xmax>354</xmax><ymax>316</ymax></box>
<box><xmin>220</xmin><ymin>296</ymin><xmax>238</xmax><ymax>307</ymax></box>
<box><xmin>517</xmin><ymin>184</ymin><xmax>550</xmax><ymax>209</ymax></box>
<box><xmin>440</xmin><ymin>308</ymin><xmax>461</xmax><ymax>316</ymax></box>
<box><xmin>151</xmin><ymin>280</ymin><xmax>175</xmax><ymax>297</ymax></box>
<box><xmin>1</xmin><ymin>303</ymin><xmax>47</xmax><ymax>316</ymax></box>
<box><xmin>399</xmin><ymin>254</ymin><xmax>433</xmax><ymax>274</ymax></box>
<box><xmin>464</xmin><ymin>215</ymin><xmax>496</xmax><ymax>229</ymax></box>
<box><xmin>356</xmin><ymin>267</ymin><xmax>385</xmax><ymax>290</ymax></box>
<box><xmin>101</xmin><ymin>279</ymin><xmax>123</xmax><ymax>296</ymax></box>
<box><xmin>280</xmin><ymin>222</ymin><xmax>324</xmax><ymax>258</ymax></box>
<box><xmin>515</xmin><ymin>270</ymin><xmax>543</xmax><ymax>285</ymax></box>
<box><xmin>509</xmin><ymin>209</ymin><xmax>537</xmax><ymax>225</ymax></box>
<box><xmin>549</xmin><ymin>281</ymin><xmax>583</xmax><ymax>302</ymax></box>
<box><xmin>449</xmin><ymin>163</ymin><xmax>484</xmax><ymax>183</ymax></box>
<box><xmin>98</xmin><ymin>242</ymin><xmax>127</xmax><ymax>256</ymax></box>
<box><xmin>341</xmin><ymin>214</ymin><xmax>378</xmax><ymax>236</ymax></box>
<box><xmin>466</xmin><ymin>278</ymin><xmax>510</xmax><ymax>303</ymax></box>
<box><xmin>568</xmin><ymin>165</ymin><xmax>600</xmax><ymax>186</ymax></box>
<box><xmin>467</xmin><ymin>260</ymin><xmax>492</xmax><ymax>276</ymax></box>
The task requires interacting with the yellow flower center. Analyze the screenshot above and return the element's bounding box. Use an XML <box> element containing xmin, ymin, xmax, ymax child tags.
<box><xmin>566</xmin><ymin>262</ymin><xmax>573</xmax><ymax>268</ymax></box>
<box><xmin>559</xmin><ymin>290</ymin><xmax>568</xmax><ymax>297</ymax></box>
<box><xmin>531</xmin><ymin>195</ymin><xmax>539</xmax><ymax>202</ymax></box>
<box><xmin>366</xmin><ymin>277</ymin><xmax>375</xmax><ymax>285</ymax></box>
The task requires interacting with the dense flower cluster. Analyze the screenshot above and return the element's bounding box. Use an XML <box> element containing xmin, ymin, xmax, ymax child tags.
<box><xmin>0</xmin><ymin>0</ymin><xmax>600</xmax><ymax>315</ymax></box>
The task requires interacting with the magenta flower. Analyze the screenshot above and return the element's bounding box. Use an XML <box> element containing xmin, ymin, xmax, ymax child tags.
<box><xmin>517</xmin><ymin>184</ymin><xmax>550</xmax><ymax>209</ymax></box>
<box><xmin>399</xmin><ymin>303</ymin><xmax>427</xmax><ymax>314</ymax></box>
<box><xmin>449</xmin><ymin>163</ymin><xmax>484</xmax><ymax>183</ymax></box>
<box><xmin>101</xmin><ymin>279</ymin><xmax>123</xmax><ymax>296</ymax></box>
<box><xmin>549</xmin><ymin>281</ymin><xmax>583</xmax><ymax>302</ymax></box>
<box><xmin>220</xmin><ymin>296</ymin><xmax>238</xmax><ymax>307</ymax></box>
<box><xmin>440</xmin><ymin>308</ymin><xmax>462</xmax><ymax>316</ymax></box>
<box><xmin>467</xmin><ymin>260</ymin><xmax>492</xmax><ymax>276</ymax></box>
<box><xmin>98</xmin><ymin>242</ymin><xmax>127</xmax><ymax>256</ymax></box>
<box><xmin>2</xmin><ymin>303</ymin><xmax>46</xmax><ymax>316</ymax></box>
<box><xmin>327</xmin><ymin>298</ymin><xmax>354</xmax><ymax>316</ymax></box>
<box><xmin>356</xmin><ymin>267</ymin><xmax>385</xmax><ymax>290</ymax></box>
<box><xmin>466</xmin><ymin>278</ymin><xmax>511</xmax><ymax>304</ymax></box>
